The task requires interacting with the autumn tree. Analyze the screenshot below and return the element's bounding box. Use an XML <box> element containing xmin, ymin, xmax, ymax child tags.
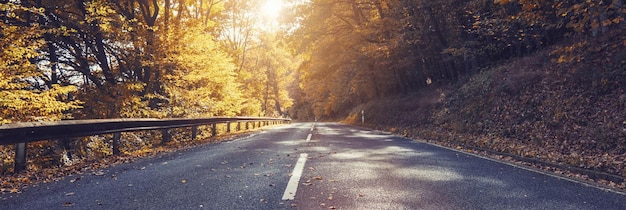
<box><xmin>162</xmin><ymin>0</ymin><xmax>244</xmax><ymax>117</ymax></box>
<box><xmin>0</xmin><ymin>2</ymin><xmax>81</xmax><ymax>123</ymax></box>
<box><xmin>237</xmin><ymin>32</ymin><xmax>296</xmax><ymax>117</ymax></box>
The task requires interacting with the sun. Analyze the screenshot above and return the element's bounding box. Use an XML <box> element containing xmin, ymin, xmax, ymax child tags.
<box><xmin>260</xmin><ymin>0</ymin><xmax>284</xmax><ymax>20</ymax></box>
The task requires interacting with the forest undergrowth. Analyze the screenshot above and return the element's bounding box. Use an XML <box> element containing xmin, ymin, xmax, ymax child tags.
<box><xmin>346</xmin><ymin>28</ymin><xmax>626</xmax><ymax>191</ymax></box>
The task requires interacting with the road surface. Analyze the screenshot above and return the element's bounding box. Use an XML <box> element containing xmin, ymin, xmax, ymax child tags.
<box><xmin>2</xmin><ymin>123</ymin><xmax>625</xmax><ymax>209</ymax></box>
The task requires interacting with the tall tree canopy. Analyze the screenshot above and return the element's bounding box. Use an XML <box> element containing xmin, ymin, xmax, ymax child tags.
<box><xmin>289</xmin><ymin>0</ymin><xmax>626</xmax><ymax>120</ymax></box>
<box><xmin>2</xmin><ymin>0</ymin><xmax>624</xmax><ymax>122</ymax></box>
<box><xmin>0</xmin><ymin>0</ymin><xmax>298</xmax><ymax>122</ymax></box>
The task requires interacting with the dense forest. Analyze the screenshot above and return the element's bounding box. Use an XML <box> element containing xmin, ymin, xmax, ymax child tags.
<box><xmin>4</xmin><ymin>0</ymin><xmax>623</xmax><ymax>123</ymax></box>
<box><xmin>289</xmin><ymin>0</ymin><xmax>626</xmax><ymax>120</ymax></box>
<box><xmin>1</xmin><ymin>0</ymin><xmax>298</xmax><ymax>124</ymax></box>
<box><xmin>1</xmin><ymin>0</ymin><xmax>625</xmax><ymax>182</ymax></box>
<box><xmin>0</xmin><ymin>0</ymin><xmax>299</xmax><ymax>174</ymax></box>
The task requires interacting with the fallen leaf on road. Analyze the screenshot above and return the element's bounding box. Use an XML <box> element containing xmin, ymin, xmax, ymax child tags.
<box><xmin>181</xmin><ymin>179</ymin><xmax>187</xmax><ymax>184</ymax></box>
<box><xmin>314</xmin><ymin>176</ymin><xmax>323</xmax><ymax>180</ymax></box>
<box><xmin>69</xmin><ymin>177</ymin><xmax>80</xmax><ymax>183</ymax></box>
<box><xmin>329</xmin><ymin>206</ymin><xmax>336</xmax><ymax>209</ymax></box>
<box><xmin>63</xmin><ymin>202</ymin><xmax>74</xmax><ymax>207</ymax></box>
<box><xmin>65</xmin><ymin>192</ymin><xmax>75</xmax><ymax>196</ymax></box>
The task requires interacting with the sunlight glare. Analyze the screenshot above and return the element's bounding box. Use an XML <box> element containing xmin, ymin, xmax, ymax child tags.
<box><xmin>261</xmin><ymin>0</ymin><xmax>284</xmax><ymax>20</ymax></box>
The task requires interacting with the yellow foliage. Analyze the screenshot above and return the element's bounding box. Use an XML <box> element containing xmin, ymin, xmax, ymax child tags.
<box><xmin>0</xmin><ymin>13</ymin><xmax>81</xmax><ymax>123</ymax></box>
<box><xmin>165</xmin><ymin>26</ymin><xmax>244</xmax><ymax>117</ymax></box>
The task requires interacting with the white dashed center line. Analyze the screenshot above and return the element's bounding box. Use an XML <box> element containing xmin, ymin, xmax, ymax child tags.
<box><xmin>281</xmin><ymin>153</ymin><xmax>308</xmax><ymax>200</ymax></box>
<box><xmin>306</xmin><ymin>133</ymin><xmax>312</xmax><ymax>142</ymax></box>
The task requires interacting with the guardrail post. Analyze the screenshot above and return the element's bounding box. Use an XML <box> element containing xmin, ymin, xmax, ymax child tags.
<box><xmin>227</xmin><ymin>122</ymin><xmax>231</xmax><ymax>133</ymax></box>
<box><xmin>237</xmin><ymin>122</ymin><xmax>241</xmax><ymax>131</ymax></box>
<box><xmin>245</xmin><ymin>122</ymin><xmax>249</xmax><ymax>130</ymax></box>
<box><xmin>161</xmin><ymin>129</ymin><xmax>171</xmax><ymax>145</ymax></box>
<box><xmin>113</xmin><ymin>132</ymin><xmax>121</xmax><ymax>155</ymax></box>
<box><xmin>191</xmin><ymin>126</ymin><xmax>198</xmax><ymax>140</ymax></box>
<box><xmin>211</xmin><ymin>123</ymin><xmax>217</xmax><ymax>137</ymax></box>
<box><xmin>14</xmin><ymin>143</ymin><xmax>27</xmax><ymax>173</ymax></box>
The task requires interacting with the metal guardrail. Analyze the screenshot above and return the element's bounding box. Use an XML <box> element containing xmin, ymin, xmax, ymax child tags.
<box><xmin>0</xmin><ymin>117</ymin><xmax>291</xmax><ymax>173</ymax></box>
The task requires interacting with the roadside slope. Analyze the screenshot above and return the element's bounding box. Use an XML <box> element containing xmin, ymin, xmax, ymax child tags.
<box><xmin>346</xmin><ymin>28</ymin><xmax>626</xmax><ymax>188</ymax></box>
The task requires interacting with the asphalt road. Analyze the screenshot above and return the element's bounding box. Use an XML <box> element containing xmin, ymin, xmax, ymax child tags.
<box><xmin>2</xmin><ymin>123</ymin><xmax>626</xmax><ymax>209</ymax></box>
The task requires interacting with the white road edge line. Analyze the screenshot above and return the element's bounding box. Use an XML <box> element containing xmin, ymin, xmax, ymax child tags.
<box><xmin>306</xmin><ymin>133</ymin><xmax>312</xmax><ymax>142</ymax></box>
<box><xmin>412</xmin><ymin>138</ymin><xmax>626</xmax><ymax>196</ymax></box>
<box><xmin>282</xmin><ymin>153</ymin><xmax>309</xmax><ymax>200</ymax></box>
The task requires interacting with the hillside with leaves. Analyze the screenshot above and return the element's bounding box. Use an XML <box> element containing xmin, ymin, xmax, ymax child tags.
<box><xmin>290</xmin><ymin>0</ymin><xmax>626</xmax><ymax>120</ymax></box>
<box><xmin>346</xmin><ymin>28</ymin><xmax>626</xmax><ymax>187</ymax></box>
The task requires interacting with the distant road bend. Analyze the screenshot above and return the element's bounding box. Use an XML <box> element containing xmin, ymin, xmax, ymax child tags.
<box><xmin>2</xmin><ymin>123</ymin><xmax>626</xmax><ymax>209</ymax></box>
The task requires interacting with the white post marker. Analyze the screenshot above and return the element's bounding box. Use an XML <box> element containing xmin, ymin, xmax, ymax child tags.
<box><xmin>282</xmin><ymin>153</ymin><xmax>309</xmax><ymax>200</ymax></box>
<box><xmin>361</xmin><ymin>110</ymin><xmax>365</xmax><ymax>124</ymax></box>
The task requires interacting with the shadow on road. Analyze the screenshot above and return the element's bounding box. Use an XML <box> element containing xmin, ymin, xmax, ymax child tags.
<box><xmin>289</xmin><ymin>123</ymin><xmax>626</xmax><ymax>210</ymax></box>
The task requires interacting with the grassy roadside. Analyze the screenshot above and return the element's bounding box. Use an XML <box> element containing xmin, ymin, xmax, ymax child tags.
<box><xmin>345</xmin><ymin>29</ymin><xmax>626</xmax><ymax>190</ymax></box>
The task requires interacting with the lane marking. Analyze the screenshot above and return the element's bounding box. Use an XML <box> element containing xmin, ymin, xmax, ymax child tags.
<box><xmin>306</xmin><ymin>133</ymin><xmax>312</xmax><ymax>142</ymax></box>
<box><xmin>282</xmin><ymin>153</ymin><xmax>308</xmax><ymax>200</ymax></box>
<box><xmin>413</xmin><ymin>139</ymin><xmax>626</xmax><ymax>196</ymax></box>
<box><xmin>310</xmin><ymin>123</ymin><xmax>315</xmax><ymax>131</ymax></box>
